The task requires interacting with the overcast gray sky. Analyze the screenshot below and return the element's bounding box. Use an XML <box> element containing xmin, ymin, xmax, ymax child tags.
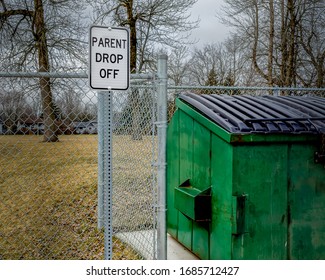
<box><xmin>190</xmin><ymin>0</ymin><xmax>231</xmax><ymax>47</ymax></box>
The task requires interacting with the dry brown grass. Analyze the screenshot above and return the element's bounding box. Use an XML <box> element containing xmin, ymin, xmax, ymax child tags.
<box><xmin>0</xmin><ymin>134</ymin><xmax>152</xmax><ymax>260</ymax></box>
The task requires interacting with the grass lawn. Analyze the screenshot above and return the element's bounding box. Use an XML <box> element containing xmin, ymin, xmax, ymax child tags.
<box><xmin>0</xmin><ymin>134</ymin><xmax>153</xmax><ymax>260</ymax></box>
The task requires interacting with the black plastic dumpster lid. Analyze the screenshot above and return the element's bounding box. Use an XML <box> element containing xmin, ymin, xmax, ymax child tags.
<box><xmin>179</xmin><ymin>93</ymin><xmax>325</xmax><ymax>134</ymax></box>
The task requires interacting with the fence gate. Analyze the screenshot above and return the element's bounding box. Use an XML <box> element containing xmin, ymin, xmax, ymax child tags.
<box><xmin>97</xmin><ymin>55</ymin><xmax>168</xmax><ymax>260</ymax></box>
<box><xmin>0</xmin><ymin>55</ymin><xmax>168</xmax><ymax>260</ymax></box>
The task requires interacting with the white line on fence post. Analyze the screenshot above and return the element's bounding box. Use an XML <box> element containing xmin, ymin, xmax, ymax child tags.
<box><xmin>157</xmin><ymin>54</ymin><xmax>168</xmax><ymax>260</ymax></box>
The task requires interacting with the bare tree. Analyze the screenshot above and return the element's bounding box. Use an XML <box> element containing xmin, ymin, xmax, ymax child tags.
<box><xmin>0</xmin><ymin>89</ymin><xmax>26</xmax><ymax>133</ymax></box>
<box><xmin>297</xmin><ymin>0</ymin><xmax>325</xmax><ymax>87</ymax></box>
<box><xmin>90</xmin><ymin>0</ymin><xmax>198</xmax><ymax>139</ymax></box>
<box><xmin>189</xmin><ymin>44</ymin><xmax>217</xmax><ymax>86</ymax></box>
<box><xmin>224</xmin><ymin>35</ymin><xmax>250</xmax><ymax>86</ymax></box>
<box><xmin>0</xmin><ymin>0</ymin><xmax>88</xmax><ymax>141</ymax></box>
<box><xmin>55</xmin><ymin>86</ymin><xmax>84</xmax><ymax>122</ymax></box>
<box><xmin>249</xmin><ymin>0</ymin><xmax>277</xmax><ymax>86</ymax></box>
<box><xmin>167</xmin><ymin>46</ymin><xmax>191</xmax><ymax>86</ymax></box>
<box><xmin>91</xmin><ymin>0</ymin><xmax>199</xmax><ymax>72</ymax></box>
<box><xmin>220</xmin><ymin>0</ymin><xmax>324</xmax><ymax>88</ymax></box>
<box><xmin>189</xmin><ymin>43</ymin><xmax>232</xmax><ymax>86</ymax></box>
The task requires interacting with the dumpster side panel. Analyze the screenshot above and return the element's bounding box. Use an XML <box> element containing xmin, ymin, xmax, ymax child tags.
<box><xmin>288</xmin><ymin>143</ymin><xmax>325</xmax><ymax>260</ymax></box>
<box><xmin>192</xmin><ymin>121</ymin><xmax>211</xmax><ymax>259</ymax></box>
<box><xmin>192</xmin><ymin>120</ymin><xmax>211</xmax><ymax>191</ymax></box>
<box><xmin>231</xmin><ymin>144</ymin><xmax>288</xmax><ymax>260</ymax></box>
<box><xmin>210</xmin><ymin>135</ymin><xmax>233</xmax><ymax>260</ymax></box>
<box><xmin>167</xmin><ymin>110</ymin><xmax>180</xmax><ymax>238</ymax></box>
<box><xmin>177</xmin><ymin>110</ymin><xmax>194</xmax><ymax>250</ymax></box>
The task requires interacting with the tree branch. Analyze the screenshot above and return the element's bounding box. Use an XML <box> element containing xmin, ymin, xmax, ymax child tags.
<box><xmin>252</xmin><ymin>1</ymin><xmax>268</xmax><ymax>82</ymax></box>
<box><xmin>0</xmin><ymin>0</ymin><xmax>7</xmax><ymax>11</ymax></box>
<box><xmin>0</xmin><ymin>9</ymin><xmax>34</xmax><ymax>21</ymax></box>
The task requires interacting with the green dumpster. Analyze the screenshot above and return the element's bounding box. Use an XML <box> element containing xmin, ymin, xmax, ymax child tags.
<box><xmin>167</xmin><ymin>93</ymin><xmax>325</xmax><ymax>260</ymax></box>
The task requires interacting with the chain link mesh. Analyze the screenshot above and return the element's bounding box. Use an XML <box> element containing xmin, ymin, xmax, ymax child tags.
<box><xmin>109</xmin><ymin>86</ymin><xmax>158</xmax><ymax>260</ymax></box>
<box><xmin>0</xmin><ymin>73</ymin><xmax>324</xmax><ymax>260</ymax></box>
<box><xmin>0</xmin><ymin>74</ymin><xmax>101</xmax><ymax>259</ymax></box>
<box><xmin>0</xmin><ymin>73</ymin><xmax>157</xmax><ymax>260</ymax></box>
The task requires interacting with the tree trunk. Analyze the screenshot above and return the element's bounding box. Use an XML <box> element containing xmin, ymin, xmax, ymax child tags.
<box><xmin>252</xmin><ymin>0</ymin><xmax>268</xmax><ymax>82</ymax></box>
<box><xmin>316</xmin><ymin>58</ymin><xmax>324</xmax><ymax>88</ymax></box>
<box><xmin>125</xmin><ymin>1</ymin><xmax>142</xmax><ymax>140</ymax></box>
<box><xmin>129</xmin><ymin>19</ymin><xmax>142</xmax><ymax>140</ymax></box>
<box><xmin>34</xmin><ymin>0</ymin><xmax>58</xmax><ymax>142</ymax></box>
<box><xmin>285</xmin><ymin>0</ymin><xmax>296</xmax><ymax>87</ymax></box>
<box><xmin>268</xmin><ymin>0</ymin><xmax>274</xmax><ymax>87</ymax></box>
<box><xmin>280</xmin><ymin>0</ymin><xmax>288</xmax><ymax>87</ymax></box>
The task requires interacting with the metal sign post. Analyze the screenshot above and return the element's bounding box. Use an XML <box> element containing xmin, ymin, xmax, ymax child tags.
<box><xmin>90</xmin><ymin>25</ymin><xmax>130</xmax><ymax>260</ymax></box>
<box><xmin>103</xmin><ymin>91</ymin><xmax>113</xmax><ymax>260</ymax></box>
<box><xmin>97</xmin><ymin>91</ymin><xmax>113</xmax><ymax>260</ymax></box>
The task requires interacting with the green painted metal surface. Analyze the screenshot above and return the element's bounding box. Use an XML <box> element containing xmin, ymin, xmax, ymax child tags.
<box><xmin>177</xmin><ymin>109</ymin><xmax>193</xmax><ymax>250</ymax></box>
<box><xmin>166</xmin><ymin>109</ymin><xmax>179</xmax><ymax>239</ymax></box>
<box><xmin>288</xmin><ymin>144</ymin><xmax>325</xmax><ymax>259</ymax></box>
<box><xmin>167</xmin><ymin>98</ymin><xmax>325</xmax><ymax>260</ymax></box>
<box><xmin>209</xmin><ymin>135</ymin><xmax>233</xmax><ymax>259</ymax></box>
<box><xmin>174</xmin><ymin>180</ymin><xmax>211</xmax><ymax>222</ymax></box>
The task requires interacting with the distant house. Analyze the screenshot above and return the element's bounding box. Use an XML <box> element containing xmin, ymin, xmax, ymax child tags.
<box><xmin>17</xmin><ymin>117</ymin><xmax>44</xmax><ymax>135</ymax></box>
<box><xmin>16</xmin><ymin>117</ymin><xmax>76</xmax><ymax>135</ymax></box>
<box><xmin>73</xmin><ymin>121</ymin><xmax>98</xmax><ymax>134</ymax></box>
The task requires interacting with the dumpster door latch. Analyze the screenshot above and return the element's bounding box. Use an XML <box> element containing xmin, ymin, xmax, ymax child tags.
<box><xmin>314</xmin><ymin>133</ymin><xmax>325</xmax><ymax>165</ymax></box>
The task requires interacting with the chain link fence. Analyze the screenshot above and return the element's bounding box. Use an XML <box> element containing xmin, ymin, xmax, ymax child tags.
<box><xmin>103</xmin><ymin>85</ymin><xmax>159</xmax><ymax>260</ymax></box>
<box><xmin>0</xmin><ymin>72</ymin><xmax>158</xmax><ymax>260</ymax></box>
<box><xmin>0</xmin><ymin>71</ymin><xmax>324</xmax><ymax>260</ymax></box>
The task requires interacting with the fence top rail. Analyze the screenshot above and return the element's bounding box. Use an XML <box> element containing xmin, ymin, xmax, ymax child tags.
<box><xmin>168</xmin><ymin>85</ymin><xmax>324</xmax><ymax>92</ymax></box>
<box><xmin>0</xmin><ymin>72</ymin><xmax>323</xmax><ymax>92</ymax></box>
<box><xmin>0</xmin><ymin>71</ymin><xmax>155</xmax><ymax>80</ymax></box>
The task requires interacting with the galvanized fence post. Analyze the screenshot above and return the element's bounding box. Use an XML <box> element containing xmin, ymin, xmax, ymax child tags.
<box><xmin>98</xmin><ymin>91</ymin><xmax>113</xmax><ymax>260</ymax></box>
<box><xmin>97</xmin><ymin>92</ymin><xmax>104</xmax><ymax>230</ymax></box>
<box><xmin>156</xmin><ymin>54</ymin><xmax>168</xmax><ymax>260</ymax></box>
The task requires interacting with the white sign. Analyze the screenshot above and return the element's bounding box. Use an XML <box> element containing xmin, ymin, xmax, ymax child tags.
<box><xmin>89</xmin><ymin>25</ymin><xmax>130</xmax><ymax>90</ymax></box>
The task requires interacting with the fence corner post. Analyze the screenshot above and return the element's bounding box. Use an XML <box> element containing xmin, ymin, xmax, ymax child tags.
<box><xmin>156</xmin><ymin>54</ymin><xmax>168</xmax><ymax>260</ymax></box>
